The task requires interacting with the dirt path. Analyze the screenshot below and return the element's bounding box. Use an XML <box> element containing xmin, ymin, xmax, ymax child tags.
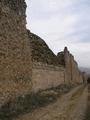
<box><xmin>14</xmin><ymin>85</ymin><xmax>88</xmax><ymax>120</ymax></box>
<box><xmin>84</xmin><ymin>85</ymin><xmax>90</xmax><ymax>120</ymax></box>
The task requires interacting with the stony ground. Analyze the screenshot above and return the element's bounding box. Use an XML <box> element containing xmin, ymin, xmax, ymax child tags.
<box><xmin>14</xmin><ymin>85</ymin><xmax>88</xmax><ymax>120</ymax></box>
<box><xmin>84</xmin><ymin>85</ymin><xmax>90</xmax><ymax>120</ymax></box>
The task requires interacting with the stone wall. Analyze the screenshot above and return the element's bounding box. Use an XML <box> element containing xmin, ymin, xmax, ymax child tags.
<box><xmin>27</xmin><ymin>31</ymin><xmax>59</xmax><ymax>66</ymax></box>
<box><xmin>0</xmin><ymin>0</ymin><xmax>32</xmax><ymax>103</ymax></box>
<box><xmin>32</xmin><ymin>62</ymin><xmax>65</xmax><ymax>92</ymax></box>
<box><xmin>27</xmin><ymin>31</ymin><xmax>84</xmax><ymax>92</ymax></box>
<box><xmin>57</xmin><ymin>47</ymin><xmax>83</xmax><ymax>85</ymax></box>
<box><xmin>0</xmin><ymin>0</ymin><xmax>85</xmax><ymax>105</ymax></box>
<box><xmin>70</xmin><ymin>57</ymin><xmax>83</xmax><ymax>84</ymax></box>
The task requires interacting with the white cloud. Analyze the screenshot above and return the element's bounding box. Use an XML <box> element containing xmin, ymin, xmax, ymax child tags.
<box><xmin>25</xmin><ymin>0</ymin><xmax>90</xmax><ymax>68</ymax></box>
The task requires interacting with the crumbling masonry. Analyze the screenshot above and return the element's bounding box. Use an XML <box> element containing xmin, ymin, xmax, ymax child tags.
<box><xmin>28</xmin><ymin>32</ymin><xmax>84</xmax><ymax>92</ymax></box>
<box><xmin>0</xmin><ymin>0</ymin><xmax>32</xmax><ymax>104</ymax></box>
<box><xmin>0</xmin><ymin>0</ymin><xmax>85</xmax><ymax>103</ymax></box>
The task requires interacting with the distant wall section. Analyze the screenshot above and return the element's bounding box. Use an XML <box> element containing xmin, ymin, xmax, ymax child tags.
<box><xmin>57</xmin><ymin>47</ymin><xmax>83</xmax><ymax>85</ymax></box>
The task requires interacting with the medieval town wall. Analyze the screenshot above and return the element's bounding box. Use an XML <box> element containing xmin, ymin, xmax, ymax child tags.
<box><xmin>0</xmin><ymin>0</ymin><xmax>86</xmax><ymax>107</ymax></box>
<box><xmin>32</xmin><ymin>62</ymin><xmax>65</xmax><ymax>92</ymax></box>
<box><xmin>0</xmin><ymin>0</ymin><xmax>32</xmax><ymax>103</ymax></box>
<box><xmin>57</xmin><ymin>47</ymin><xmax>83</xmax><ymax>85</ymax></box>
<box><xmin>70</xmin><ymin>58</ymin><xmax>83</xmax><ymax>84</ymax></box>
<box><xmin>27</xmin><ymin>32</ymin><xmax>84</xmax><ymax>92</ymax></box>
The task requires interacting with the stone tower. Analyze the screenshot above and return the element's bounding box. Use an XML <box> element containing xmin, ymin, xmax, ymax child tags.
<box><xmin>0</xmin><ymin>0</ymin><xmax>32</xmax><ymax>97</ymax></box>
<box><xmin>64</xmin><ymin>47</ymin><xmax>72</xmax><ymax>83</ymax></box>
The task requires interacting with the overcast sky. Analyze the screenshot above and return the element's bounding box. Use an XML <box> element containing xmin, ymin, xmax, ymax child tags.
<box><xmin>25</xmin><ymin>0</ymin><xmax>90</xmax><ymax>68</ymax></box>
